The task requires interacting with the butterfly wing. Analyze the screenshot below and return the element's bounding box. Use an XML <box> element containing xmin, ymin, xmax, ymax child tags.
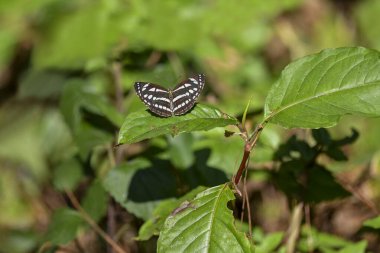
<box><xmin>134</xmin><ymin>82</ymin><xmax>173</xmax><ymax>117</ymax></box>
<box><xmin>171</xmin><ymin>74</ymin><xmax>205</xmax><ymax>116</ymax></box>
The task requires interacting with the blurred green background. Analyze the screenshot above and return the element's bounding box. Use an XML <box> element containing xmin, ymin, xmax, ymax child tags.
<box><xmin>1</xmin><ymin>0</ymin><xmax>380</xmax><ymax>252</ymax></box>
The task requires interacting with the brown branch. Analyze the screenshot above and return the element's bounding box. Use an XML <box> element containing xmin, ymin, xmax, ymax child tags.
<box><xmin>145</xmin><ymin>51</ymin><xmax>162</xmax><ymax>68</ymax></box>
<box><xmin>234</xmin><ymin>123</ymin><xmax>265</xmax><ymax>185</ymax></box>
<box><xmin>234</xmin><ymin>143</ymin><xmax>251</xmax><ymax>185</ymax></box>
<box><xmin>65</xmin><ymin>190</ymin><xmax>128</xmax><ymax>253</ymax></box>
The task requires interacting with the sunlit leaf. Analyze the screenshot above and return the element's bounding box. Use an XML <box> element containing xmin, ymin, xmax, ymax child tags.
<box><xmin>138</xmin><ymin>186</ymin><xmax>206</xmax><ymax>241</ymax></box>
<box><xmin>118</xmin><ymin>104</ymin><xmax>237</xmax><ymax>145</ymax></box>
<box><xmin>363</xmin><ymin>215</ymin><xmax>380</xmax><ymax>229</ymax></box>
<box><xmin>158</xmin><ymin>184</ymin><xmax>253</xmax><ymax>253</ymax></box>
<box><xmin>265</xmin><ymin>47</ymin><xmax>380</xmax><ymax>128</ymax></box>
<box><xmin>339</xmin><ymin>241</ymin><xmax>367</xmax><ymax>253</ymax></box>
<box><xmin>167</xmin><ymin>133</ymin><xmax>195</xmax><ymax>170</ymax></box>
<box><xmin>255</xmin><ymin>232</ymin><xmax>284</xmax><ymax>253</ymax></box>
<box><xmin>32</xmin><ymin>1</ymin><xmax>122</xmax><ymax>69</ymax></box>
<box><xmin>195</xmin><ymin>128</ymin><xmax>243</xmax><ymax>175</ymax></box>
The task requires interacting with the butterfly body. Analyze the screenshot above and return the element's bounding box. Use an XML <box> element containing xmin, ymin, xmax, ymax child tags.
<box><xmin>134</xmin><ymin>74</ymin><xmax>205</xmax><ymax>117</ymax></box>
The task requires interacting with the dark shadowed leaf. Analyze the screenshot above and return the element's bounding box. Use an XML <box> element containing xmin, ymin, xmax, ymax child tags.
<box><xmin>181</xmin><ymin>149</ymin><xmax>229</xmax><ymax>188</ymax></box>
<box><xmin>273</xmin><ymin>162</ymin><xmax>349</xmax><ymax>203</ymax></box>
<box><xmin>102</xmin><ymin>159</ymin><xmax>178</xmax><ymax>220</ymax></box>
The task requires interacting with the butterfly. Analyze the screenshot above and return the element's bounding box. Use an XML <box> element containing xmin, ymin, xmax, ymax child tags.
<box><xmin>134</xmin><ymin>74</ymin><xmax>205</xmax><ymax>117</ymax></box>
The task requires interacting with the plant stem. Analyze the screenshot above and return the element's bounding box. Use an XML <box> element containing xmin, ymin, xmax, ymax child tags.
<box><xmin>234</xmin><ymin>143</ymin><xmax>251</xmax><ymax>185</ymax></box>
<box><xmin>234</xmin><ymin>122</ymin><xmax>265</xmax><ymax>184</ymax></box>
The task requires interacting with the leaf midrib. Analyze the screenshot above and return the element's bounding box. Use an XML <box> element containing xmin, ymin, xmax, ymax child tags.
<box><xmin>204</xmin><ymin>186</ymin><xmax>225</xmax><ymax>252</ymax></box>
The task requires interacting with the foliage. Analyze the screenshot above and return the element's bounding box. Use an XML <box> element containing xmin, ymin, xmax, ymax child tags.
<box><xmin>1</xmin><ymin>1</ymin><xmax>380</xmax><ymax>253</ymax></box>
<box><xmin>158</xmin><ymin>185</ymin><xmax>253</xmax><ymax>253</ymax></box>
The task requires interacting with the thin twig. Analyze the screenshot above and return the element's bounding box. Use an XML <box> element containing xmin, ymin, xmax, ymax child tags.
<box><xmin>65</xmin><ymin>190</ymin><xmax>128</xmax><ymax>253</ymax></box>
<box><xmin>145</xmin><ymin>51</ymin><xmax>162</xmax><ymax>68</ymax></box>
<box><xmin>74</xmin><ymin>238</ymin><xmax>87</xmax><ymax>253</ymax></box>
<box><xmin>337</xmin><ymin>176</ymin><xmax>379</xmax><ymax>214</ymax></box>
<box><xmin>304</xmin><ymin>204</ymin><xmax>314</xmax><ymax>253</ymax></box>
<box><xmin>107</xmin><ymin>200</ymin><xmax>117</xmax><ymax>253</ymax></box>
<box><xmin>243</xmin><ymin>168</ymin><xmax>252</xmax><ymax>239</ymax></box>
<box><xmin>240</xmin><ymin>186</ymin><xmax>246</xmax><ymax>224</ymax></box>
<box><xmin>286</xmin><ymin>203</ymin><xmax>303</xmax><ymax>253</ymax></box>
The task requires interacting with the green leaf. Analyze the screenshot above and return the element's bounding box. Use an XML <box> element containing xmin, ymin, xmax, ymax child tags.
<box><xmin>195</xmin><ymin>128</ymin><xmax>243</xmax><ymax>174</ymax></box>
<box><xmin>356</xmin><ymin>0</ymin><xmax>380</xmax><ymax>50</ymax></box>
<box><xmin>181</xmin><ymin>149</ymin><xmax>229</xmax><ymax>188</ymax></box>
<box><xmin>46</xmin><ymin>208</ymin><xmax>85</xmax><ymax>245</ymax></box>
<box><xmin>32</xmin><ymin>1</ymin><xmax>121</xmax><ymax>69</ymax></box>
<box><xmin>60</xmin><ymin>79</ymin><xmax>122</xmax><ymax>158</ymax></box>
<box><xmin>167</xmin><ymin>133</ymin><xmax>195</xmax><ymax>169</ymax></box>
<box><xmin>60</xmin><ymin>79</ymin><xmax>123</xmax><ymax>129</ymax></box>
<box><xmin>298</xmin><ymin>226</ymin><xmax>355</xmax><ymax>251</ymax></box>
<box><xmin>137</xmin><ymin>186</ymin><xmax>207</xmax><ymax>241</ymax></box>
<box><xmin>157</xmin><ymin>184</ymin><xmax>253</xmax><ymax>253</ymax></box>
<box><xmin>102</xmin><ymin>158</ymin><xmax>178</xmax><ymax>220</ymax></box>
<box><xmin>363</xmin><ymin>215</ymin><xmax>380</xmax><ymax>229</ymax></box>
<box><xmin>53</xmin><ymin>157</ymin><xmax>83</xmax><ymax>191</ymax></box>
<box><xmin>264</xmin><ymin>47</ymin><xmax>380</xmax><ymax>128</ymax></box>
<box><xmin>118</xmin><ymin>104</ymin><xmax>237</xmax><ymax>145</ymax></box>
<box><xmin>255</xmin><ymin>232</ymin><xmax>284</xmax><ymax>253</ymax></box>
<box><xmin>338</xmin><ymin>241</ymin><xmax>367</xmax><ymax>253</ymax></box>
<box><xmin>242</xmin><ymin>98</ymin><xmax>252</xmax><ymax>127</ymax></box>
<box><xmin>18</xmin><ymin>70</ymin><xmax>67</xmax><ymax>99</ymax></box>
<box><xmin>0</xmin><ymin>230</ymin><xmax>38</xmax><ymax>253</ymax></box>
<box><xmin>82</xmin><ymin>180</ymin><xmax>108</xmax><ymax>222</ymax></box>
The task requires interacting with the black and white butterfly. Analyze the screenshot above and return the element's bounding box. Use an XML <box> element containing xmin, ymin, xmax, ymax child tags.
<box><xmin>134</xmin><ymin>74</ymin><xmax>205</xmax><ymax>117</ymax></box>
